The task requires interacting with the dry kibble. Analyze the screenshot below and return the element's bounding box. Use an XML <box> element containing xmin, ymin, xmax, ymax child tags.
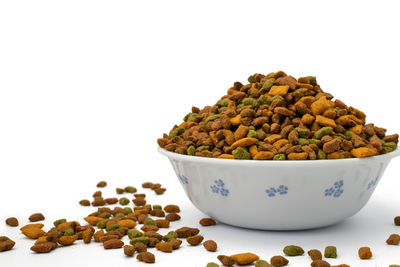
<box><xmin>92</xmin><ymin>198</ymin><xmax>106</xmax><ymax>206</ymax></box>
<box><xmin>187</xmin><ymin>235</ymin><xmax>204</xmax><ymax>246</ymax></box>
<box><xmin>29</xmin><ymin>213</ymin><xmax>45</xmax><ymax>222</ymax></box>
<box><xmin>324</xmin><ymin>246</ymin><xmax>337</xmax><ymax>258</ymax></box>
<box><xmin>386</xmin><ymin>234</ymin><xmax>400</xmax><ymax>245</ymax></box>
<box><xmin>164</xmin><ymin>205</ymin><xmax>180</xmax><ymax>213</ymax></box>
<box><xmin>169</xmin><ymin>239</ymin><xmax>182</xmax><ymax>250</ymax></box>
<box><xmin>79</xmin><ymin>199</ymin><xmax>90</xmax><ymax>206</ymax></box>
<box><xmin>358</xmin><ymin>247</ymin><xmax>372</xmax><ymax>259</ymax></box>
<box><xmin>283</xmin><ymin>245</ymin><xmax>304</xmax><ymax>256</ymax></box>
<box><xmin>93</xmin><ymin>191</ymin><xmax>102</xmax><ymax>197</ymax></box>
<box><xmin>30</xmin><ymin>241</ymin><xmax>57</xmax><ymax>253</ymax></box>
<box><xmin>134</xmin><ymin>242</ymin><xmax>148</xmax><ymax>252</ymax></box>
<box><xmin>165</xmin><ymin>213</ymin><xmax>181</xmax><ymax>221</ymax></box>
<box><xmin>155</xmin><ymin>219</ymin><xmax>170</xmax><ymax>228</ymax></box>
<box><xmin>255</xmin><ymin>260</ymin><xmax>274</xmax><ymax>267</ymax></box>
<box><xmin>124</xmin><ymin>245</ymin><xmax>135</xmax><ymax>256</ymax></box>
<box><xmin>311</xmin><ymin>260</ymin><xmax>331</xmax><ymax>267</ymax></box>
<box><xmin>154</xmin><ymin>188</ymin><xmax>166</xmax><ymax>195</ymax></box>
<box><xmin>395</xmin><ymin>216</ymin><xmax>400</xmax><ymax>226</ymax></box>
<box><xmin>82</xmin><ymin>228</ymin><xmax>94</xmax><ymax>244</ymax></box>
<box><xmin>176</xmin><ymin>227</ymin><xmax>199</xmax><ymax>238</ymax></box>
<box><xmin>200</xmin><ymin>218</ymin><xmax>216</xmax><ymax>226</ymax></box>
<box><xmin>93</xmin><ymin>230</ymin><xmax>105</xmax><ymax>242</ymax></box>
<box><xmin>97</xmin><ymin>181</ymin><xmax>107</xmax><ymax>188</ymax></box>
<box><xmin>155</xmin><ymin>242</ymin><xmax>173</xmax><ymax>253</ymax></box>
<box><xmin>20</xmin><ymin>223</ymin><xmax>47</xmax><ymax>239</ymax></box>
<box><xmin>5</xmin><ymin>217</ymin><xmax>19</xmax><ymax>227</ymax></box>
<box><xmin>137</xmin><ymin>251</ymin><xmax>155</xmax><ymax>263</ymax></box>
<box><xmin>231</xmin><ymin>252</ymin><xmax>260</xmax><ymax>265</ymax></box>
<box><xmin>103</xmin><ymin>239</ymin><xmax>124</xmax><ymax>249</ymax></box>
<box><xmin>105</xmin><ymin>198</ymin><xmax>118</xmax><ymax>204</ymax></box>
<box><xmin>217</xmin><ymin>255</ymin><xmax>235</xmax><ymax>266</ymax></box>
<box><xmin>0</xmin><ymin>236</ymin><xmax>16</xmax><ymax>252</ymax></box>
<box><xmin>116</xmin><ymin>188</ymin><xmax>125</xmax><ymax>194</ymax></box>
<box><xmin>58</xmin><ymin>235</ymin><xmax>78</xmax><ymax>246</ymax></box>
<box><xmin>270</xmin><ymin>255</ymin><xmax>289</xmax><ymax>267</ymax></box>
<box><xmin>308</xmin><ymin>249</ymin><xmax>322</xmax><ymax>260</ymax></box>
<box><xmin>142</xmin><ymin>182</ymin><xmax>154</xmax><ymax>188</ymax></box>
<box><xmin>203</xmin><ymin>240</ymin><xmax>217</xmax><ymax>252</ymax></box>
<box><xmin>207</xmin><ymin>263</ymin><xmax>219</xmax><ymax>267</ymax></box>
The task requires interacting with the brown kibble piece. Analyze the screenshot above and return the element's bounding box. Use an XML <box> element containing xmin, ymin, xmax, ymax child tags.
<box><xmin>165</xmin><ymin>213</ymin><xmax>181</xmax><ymax>221</ymax></box>
<box><xmin>93</xmin><ymin>191</ymin><xmax>102</xmax><ymax>197</ymax></box>
<box><xmin>58</xmin><ymin>235</ymin><xmax>78</xmax><ymax>246</ymax></box>
<box><xmin>97</xmin><ymin>181</ymin><xmax>107</xmax><ymax>187</ymax></box>
<box><xmin>155</xmin><ymin>219</ymin><xmax>170</xmax><ymax>228</ymax></box>
<box><xmin>20</xmin><ymin>223</ymin><xmax>46</xmax><ymax>239</ymax></box>
<box><xmin>141</xmin><ymin>225</ymin><xmax>159</xmax><ymax>232</ymax></box>
<box><xmin>105</xmin><ymin>198</ymin><xmax>118</xmax><ymax>204</ymax></box>
<box><xmin>142</xmin><ymin>182</ymin><xmax>154</xmax><ymax>188</ymax></box>
<box><xmin>92</xmin><ymin>198</ymin><xmax>106</xmax><ymax>206</ymax></box>
<box><xmin>386</xmin><ymin>233</ymin><xmax>400</xmax><ymax>245</ymax></box>
<box><xmin>230</xmin><ymin>252</ymin><xmax>259</xmax><ymax>265</ymax></box>
<box><xmin>82</xmin><ymin>228</ymin><xmax>94</xmax><ymax>244</ymax></box>
<box><xmin>358</xmin><ymin>247</ymin><xmax>372</xmax><ymax>259</ymax></box>
<box><xmin>176</xmin><ymin>227</ymin><xmax>199</xmax><ymax>238</ymax></box>
<box><xmin>116</xmin><ymin>188</ymin><xmax>125</xmax><ymax>194</ymax></box>
<box><xmin>186</xmin><ymin>235</ymin><xmax>204</xmax><ymax>246</ymax></box>
<box><xmin>134</xmin><ymin>242</ymin><xmax>148</xmax><ymax>252</ymax></box>
<box><xmin>30</xmin><ymin>241</ymin><xmax>57</xmax><ymax>253</ymax></box>
<box><xmin>133</xmin><ymin>198</ymin><xmax>147</xmax><ymax>206</ymax></box>
<box><xmin>169</xmin><ymin>239</ymin><xmax>182</xmax><ymax>250</ymax></box>
<box><xmin>124</xmin><ymin>245</ymin><xmax>135</xmax><ymax>256</ymax></box>
<box><xmin>308</xmin><ymin>249</ymin><xmax>322</xmax><ymax>260</ymax></box>
<box><xmin>203</xmin><ymin>240</ymin><xmax>217</xmax><ymax>252</ymax></box>
<box><xmin>93</xmin><ymin>230</ymin><xmax>105</xmax><ymax>242</ymax></box>
<box><xmin>200</xmin><ymin>218</ymin><xmax>216</xmax><ymax>226</ymax></box>
<box><xmin>270</xmin><ymin>255</ymin><xmax>289</xmax><ymax>267</ymax></box>
<box><xmin>5</xmin><ymin>217</ymin><xmax>19</xmax><ymax>227</ymax></box>
<box><xmin>164</xmin><ymin>205</ymin><xmax>180</xmax><ymax>213</ymax></box>
<box><xmin>0</xmin><ymin>236</ymin><xmax>16</xmax><ymax>252</ymax></box>
<box><xmin>29</xmin><ymin>213</ymin><xmax>45</xmax><ymax>222</ymax></box>
<box><xmin>156</xmin><ymin>242</ymin><xmax>173</xmax><ymax>253</ymax></box>
<box><xmin>79</xmin><ymin>199</ymin><xmax>90</xmax><ymax>206</ymax></box>
<box><xmin>217</xmin><ymin>255</ymin><xmax>235</xmax><ymax>266</ymax></box>
<box><xmin>394</xmin><ymin>216</ymin><xmax>400</xmax><ymax>226</ymax></box>
<box><xmin>103</xmin><ymin>239</ymin><xmax>124</xmax><ymax>249</ymax></box>
<box><xmin>99</xmin><ymin>235</ymin><xmax>119</xmax><ymax>242</ymax></box>
<box><xmin>311</xmin><ymin>260</ymin><xmax>331</xmax><ymax>267</ymax></box>
<box><xmin>154</xmin><ymin>188</ymin><xmax>166</xmax><ymax>195</ymax></box>
<box><xmin>137</xmin><ymin>251</ymin><xmax>155</xmax><ymax>263</ymax></box>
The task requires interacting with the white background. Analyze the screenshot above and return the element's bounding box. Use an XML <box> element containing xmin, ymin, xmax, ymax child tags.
<box><xmin>1</xmin><ymin>0</ymin><xmax>400</xmax><ymax>266</ymax></box>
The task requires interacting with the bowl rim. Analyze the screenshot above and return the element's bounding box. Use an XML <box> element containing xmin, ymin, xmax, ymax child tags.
<box><xmin>158</xmin><ymin>147</ymin><xmax>400</xmax><ymax>166</ymax></box>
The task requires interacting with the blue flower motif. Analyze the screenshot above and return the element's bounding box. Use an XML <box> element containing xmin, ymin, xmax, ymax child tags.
<box><xmin>179</xmin><ymin>175</ymin><xmax>189</xmax><ymax>185</ymax></box>
<box><xmin>265</xmin><ymin>187</ymin><xmax>277</xmax><ymax>197</ymax></box>
<box><xmin>277</xmin><ymin>185</ymin><xmax>288</xmax><ymax>195</ymax></box>
<box><xmin>367</xmin><ymin>177</ymin><xmax>379</xmax><ymax>190</ymax></box>
<box><xmin>210</xmin><ymin>179</ymin><xmax>229</xmax><ymax>197</ymax></box>
<box><xmin>325</xmin><ymin>179</ymin><xmax>344</xmax><ymax>198</ymax></box>
<box><xmin>265</xmin><ymin>185</ymin><xmax>288</xmax><ymax>197</ymax></box>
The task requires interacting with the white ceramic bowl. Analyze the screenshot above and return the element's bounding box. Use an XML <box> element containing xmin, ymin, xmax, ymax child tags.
<box><xmin>159</xmin><ymin>148</ymin><xmax>400</xmax><ymax>230</ymax></box>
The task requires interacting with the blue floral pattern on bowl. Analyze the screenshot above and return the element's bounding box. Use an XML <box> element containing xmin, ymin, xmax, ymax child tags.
<box><xmin>325</xmin><ymin>180</ymin><xmax>344</xmax><ymax>198</ymax></box>
<box><xmin>179</xmin><ymin>174</ymin><xmax>189</xmax><ymax>185</ymax></box>
<box><xmin>210</xmin><ymin>179</ymin><xmax>229</xmax><ymax>197</ymax></box>
<box><xmin>367</xmin><ymin>177</ymin><xmax>379</xmax><ymax>190</ymax></box>
<box><xmin>265</xmin><ymin>185</ymin><xmax>288</xmax><ymax>197</ymax></box>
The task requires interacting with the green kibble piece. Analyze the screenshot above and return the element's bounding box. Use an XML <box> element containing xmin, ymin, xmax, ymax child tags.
<box><xmin>298</xmin><ymin>138</ymin><xmax>310</xmax><ymax>146</ymax></box>
<box><xmin>232</xmin><ymin>147</ymin><xmax>251</xmax><ymax>160</ymax></box>
<box><xmin>247</xmin><ymin>129</ymin><xmax>258</xmax><ymax>138</ymax></box>
<box><xmin>248</xmin><ymin>74</ymin><xmax>257</xmax><ymax>83</ymax></box>
<box><xmin>306</xmin><ymin>76</ymin><xmax>317</xmax><ymax>85</ymax></box>
<box><xmin>53</xmin><ymin>219</ymin><xmax>66</xmax><ymax>228</ymax></box>
<box><xmin>106</xmin><ymin>224</ymin><xmax>121</xmax><ymax>232</ymax></box>
<box><xmin>383</xmin><ymin>142</ymin><xmax>397</xmax><ymax>153</ymax></box>
<box><xmin>124</xmin><ymin>186</ymin><xmax>137</xmax><ymax>193</ymax></box>
<box><xmin>128</xmin><ymin>229</ymin><xmax>143</xmax><ymax>239</ymax></box>
<box><xmin>96</xmin><ymin>219</ymin><xmax>109</xmax><ymax>229</ymax></box>
<box><xmin>187</xmin><ymin>145</ymin><xmax>196</xmax><ymax>156</ymax></box>
<box><xmin>317</xmin><ymin>149</ymin><xmax>326</xmax><ymax>159</ymax></box>
<box><xmin>184</xmin><ymin>112</ymin><xmax>198</xmax><ymax>122</ymax></box>
<box><xmin>309</xmin><ymin>139</ymin><xmax>322</xmax><ymax>147</ymax></box>
<box><xmin>314</xmin><ymin>127</ymin><xmax>333</xmax><ymax>139</ymax></box>
<box><xmin>242</xmin><ymin>97</ymin><xmax>258</xmax><ymax>107</ymax></box>
<box><xmin>283</xmin><ymin>245</ymin><xmax>305</xmax><ymax>256</ymax></box>
<box><xmin>333</xmin><ymin>135</ymin><xmax>343</xmax><ymax>142</ymax></box>
<box><xmin>389</xmin><ymin>265</ymin><xmax>400</xmax><ymax>267</ymax></box>
<box><xmin>163</xmin><ymin>231</ymin><xmax>178</xmax><ymax>242</ymax></box>
<box><xmin>205</xmin><ymin>114</ymin><xmax>220</xmax><ymax>123</ymax></box>
<box><xmin>236</xmin><ymin>103</ymin><xmax>244</xmax><ymax>109</ymax></box>
<box><xmin>295</xmin><ymin>127</ymin><xmax>310</xmax><ymax>138</ymax></box>
<box><xmin>218</xmin><ymin>107</ymin><xmax>228</xmax><ymax>113</ymax></box>
<box><xmin>258</xmin><ymin>95</ymin><xmax>267</xmax><ymax>105</ymax></box>
<box><xmin>169</xmin><ymin>127</ymin><xmax>183</xmax><ymax>138</ymax></box>
<box><xmin>216</xmin><ymin>98</ymin><xmax>231</xmax><ymax>107</ymax></box>
<box><xmin>206</xmin><ymin>263</ymin><xmax>219</xmax><ymax>267</ymax></box>
<box><xmin>124</xmin><ymin>207</ymin><xmax>133</xmax><ymax>214</ymax></box>
<box><xmin>266</xmin><ymin>95</ymin><xmax>284</xmax><ymax>105</ymax></box>
<box><xmin>273</xmin><ymin>154</ymin><xmax>286</xmax><ymax>160</ymax></box>
<box><xmin>130</xmin><ymin>236</ymin><xmax>150</xmax><ymax>245</ymax></box>
<box><xmin>249</xmin><ymin>126</ymin><xmax>255</xmax><ymax>131</ymax></box>
<box><xmin>255</xmin><ymin>260</ymin><xmax>273</xmax><ymax>267</ymax></box>
<box><xmin>345</xmin><ymin>131</ymin><xmax>355</xmax><ymax>140</ymax></box>
<box><xmin>259</xmin><ymin>78</ymin><xmax>275</xmax><ymax>94</ymax></box>
<box><xmin>115</xmin><ymin>213</ymin><xmax>125</xmax><ymax>218</ymax></box>
<box><xmin>324</xmin><ymin>246</ymin><xmax>337</xmax><ymax>258</ymax></box>
<box><xmin>196</xmin><ymin>145</ymin><xmax>210</xmax><ymax>152</ymax></box>
<box><xmin>64</xmin><ymin>228</ymin><xmax>75</xmax><ymax>236</ymax></box>
<box><xmin>144</xmin><ymin>217</ymin><xmax>156</xmax><ymax>226</ymax></box>
<box><xmin>153</xmin><ymin>205</ymin><xmax>162</xmax><ymax>210</ymax></box>
<box><xmin>256</xmin><ymin>141</ymin><xmax>265</xmax><ymax>146</ymax></box>
<box><xmin>119</xmin><ymin>197</ymin><xmax>130</xmax><ymax>205</ymax></box>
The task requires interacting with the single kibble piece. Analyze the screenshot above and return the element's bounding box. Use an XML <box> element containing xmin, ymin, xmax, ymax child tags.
<box><xmin>203</xmin><ymin>240</ymin><xmax>217</xmax><ymax>252</ymax></box>
<box><xmin>119</xmin><ymin>197</ymin><xmax>130</xmax><ymax>205</ymax></box>
<box><xmin>0</xmin><ymin>236</ymin><xmax>16</xmax><ymax>252</ymax></box>
<box><xmin>97</xmin><ymin>181</ymin><xmax>107</xmax><ymax>187</ymax></box>
<box><xmin>217</xmin><ymin>255</ymin><xmax>235</xmax><ymax>266</ymax></box>
<box><xmin>31</xmin><ymin>241</ymin><xmax>57</xmax><ymax>253</ymax></box>
<box><xmin>116</xmin><ymin>188</ymin><xmax>125</xmax><ymax>194</ymax></box>
<box><xmin>165</xmin><ymin>213</ymin><xmax>181</xmax><ymax>221</ymax></box>
<box><xmin>176</xmin><ymin>227</ymin><xmax>199</xmax><ymax>238</ymax></box>
<box><xmin>394</xmin><ymin>216</ymin><xmax>400</xmax><ymax>226</ymax></box>
<box><xmin>93</xmin><ymin>191</ymin><xmax>102</xmax><ymax>197</ymax></box>
<box><xmin>20</xmin><ymin>223</ymin><xmax>47</xmax><ymax>239</ymax></box>
<box><xmin>283</xmin><ymin>245</ymin><xmax>304</xmax><ymax>256</ymax></box>
<box><xmin>164</xmin><ymin>205</ymin><xmax>180</xmax><ymax>213</ymax></box>
<box><xmin>103</xmin><ymin>239</ymin><xmax>124</xmax><ymax>249</ymax></box>
<box><xmin>206</xmin><ymin>263</ymin><xmax>219</xmax><ymax>267</ymax></box>
<box><xmin>187</xmin><ymin>235</ymin><xmax>204</xmax><ymax>246</ymax></box>
<box><xmin>105</xmin><ymin>198</ymin><xmax>118</xmax><ymax>204</ymax></box>
<box><xmin>29</xmin><ymin>213</ymin><xmax>45</xmax><ymax>222</ymax></box>
<box><xmin>200</xmin><ymin>218</ymin><xmax>216</xmax><ymax>226</ymax></box>
<box><xmin>358</xmin><ymin>247</ymin><xmax>372</xmax><ymax>259</ymax></box>
<box><xmin>124</xmin><ymin>245</ymin><xmax>135</xmax><ymax>256</ymax></box>
<box><xmin>308</xmin><ymin>249</ymin><xmax>322</xmax><ymax>260</ymax></box>
<box><xmin>324</xmin><ymin>246</ymin><xmax>337</xmax><ymax>258</ymax></box>
<box><xmin>133</xmin><ymin>242</ymin><xmax>147</xmax><ymax>253</ymax></box>
<box><xmin>255</xmin><ymin>260</ymin><xmax>274</xmax><ymax>267</ymax></box>
<box><xmin>155</xmin><ymin>242</ymin><xmax>173</xmax><ymax>253</ymax></box>
<box><xmin>142</xmin><ymin>182</ymin><xmax>153</xmax><ymax>188</ymax></box>
<box><xmin>169</xmin><ymin>239</ymin><xmax>182</xmax><ymax>250</ymax></box>
<box><xmin>231</xmin><ymin>252</ymin><xmax>260</xmax><ymax>265</ymax></box>
<box><xmin>386</xmin><ymin>234</ymin><xmax>400</xmax><ymax>245</ymax></box>
<box><xmin>5</xmin><ymin>217</ymin><xmax>19</xmax><ymax>227</ymax></box>
<box><xmin>270</xmin><ymin>255</ymin><xmax>289</xmax><ymax>267</ymax></box>
<box><xmin>163</xmin><ymin>231</ymin><xmax>178</xmax><ymax>242</ymax></box>
<box><xmin>58</xmin><ymin>235</ymin><xmax>78</xmax><ymax>246</ymax></box>
<box><xmin>124</xmin><ymin>186</ymin><xmax>137</xmax><ymax>193</ymax></box>
<box><xmin>137</xmin><ymin>252</ymin><xmax>155</xmax><ymax>263</ymax></box>
<box><xmin>311</xmin><ymin>260</ymin><xmax>331</xmax><ymax>267</ymax></box>
<box><xmin>79</xmin><ymin>199</ymin><xmax>90</xmax><ymax>206</ymax></box>
<box><xmin>53</xmin><ymin>219</ymin><xmax>67</xmax><ymax>228</ymax></box>
<box><xmin>155</xmin><ymin>188</ymin><xmax>166</xmax><ymax>195</ymax></box>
